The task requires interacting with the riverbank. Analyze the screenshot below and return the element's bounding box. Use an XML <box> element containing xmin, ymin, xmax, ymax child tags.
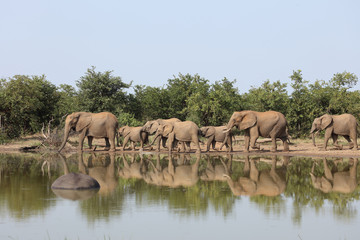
<box><xmin>1</xmin><ymin>134</ymin><xmax>360</xmax><ymax>158</ymax></box>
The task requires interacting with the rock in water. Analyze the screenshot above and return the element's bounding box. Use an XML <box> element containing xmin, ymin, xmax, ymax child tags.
<box><xmin>51</xmin><ymin>172</ymin><xmax>100</xmax><ymax>190</ymax></box>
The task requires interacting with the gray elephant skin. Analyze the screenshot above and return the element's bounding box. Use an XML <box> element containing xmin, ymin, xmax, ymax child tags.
<box><xmin>118</xmin><ymin>126</ymin><xmax>148</xmax><ymax>151</ymax></box>
<box><xmin>310</xmin><ymin>158</ymin><xmax>358</xmax><ymax>194</ymax></box>
<box><xmin>310</xmin><ymin>113</ymin><xmax>358</xmax><ymax>151</ymax></box>
<box><xmin>225</xmin><ymin>110</ymin><xmax>289</xmax><ymax>152</ymax></box>
<box><xmin>200</xmin><ymin>126</ymin><xmax>233</xmax><ymax>152</ymax></box>
<box><xmin>58</xmin><ymin>112</ymin><xmax>118</xmax><ymax>152</ymax></box>
<box><xmin>155</xmin><ymin>121</ymin><xmax>201</xmax><ymax>153</ymax></box>
<box><xmin>142</xmin><ymin>118</ymin><xmax>181</xmax><ymax>151</ymax></box>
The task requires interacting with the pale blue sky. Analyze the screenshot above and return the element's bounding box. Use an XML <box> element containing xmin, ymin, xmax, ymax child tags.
<box><xmin>1</xmin><ymin>0</ymin><xmax>359</xmax><ymax>93</ymax></box>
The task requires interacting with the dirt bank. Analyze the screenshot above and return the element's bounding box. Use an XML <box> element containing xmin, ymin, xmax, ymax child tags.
<box><xmin>1</xmin><ymin>134</ymin><xmax>360</xmax><ymax>158</ymax></box>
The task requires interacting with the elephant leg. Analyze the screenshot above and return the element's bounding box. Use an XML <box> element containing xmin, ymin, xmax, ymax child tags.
<box><xmin>131</xmin><ymin>141</ymin><xmax>136</xmax><ymax>150</ymax></box>
<box><xmin>193</xmin><ymin>135</ymin><xmax>201</xmax><ymax>153</ymax></box>
<box><xmin>348</xmin><ymin>132</ymin><xmax>358</xmax><ymax>150</ymax></box>
<box><xmin>331</xmin><ymin>134</ymin><xmax>343</xmax><ymax>149</ymax></box>
<box><xmin>122</xmin><ymin>136</ymin><xmax>130</xmax><ymax>150</ymax></box>
<box><xmin>78</xmin><ymin>131</ymin><xmax>86</xmax><ymax>151</ymax></box>
<box><xmin>270</xmin><ymin>137</ymin><xmax>277</xmax><ymax>152</ymax></box>
<box><xmin>249</xmin><ymin>127</ymin><xmax>260</xmax><ymax>150</ymax></box>
<box><xmin>87</xmin><ymin>136</ymin><xmax>93</xmax><ymax>150</ymax></box>
<box><xmin>244</xmin><ymin>130</ymin><xmax>250</xmax><ymax>152</ymax></box>
<box><xmin>205</xmin><ymin>137</ymin><xmax>213</xmax><ymax>152</ymax></box>
<box><xmin>108</xmin><ymin>132</ymin><xmax>116</xmax><ymax>151</ymax></box>
<box><xmin>154</xmin><ymin>136</ymin><xmax>161</xmax><ymax>151</ymax></box>
<box><xmin>280</xmin><ymin>137</ymin><xmax>289</xmax><ymax>152</ymax></box>
<box><xmin>139</xmin><ymin>139</ymin><xmax>144</xmax><ymax>151</ymax></box>
<box><xmin>342</xmin><ymin>135</ymin><xmax>353</xmax><ymax>149</ymax></box>
<box><xmin>167</xmin><ymin>134</ymin><xmax>175</xmax><ymax>153</ymax></box>
<box><xmin>161</xmin><ymin>137</ymin><xmax>168</xmax><ymax>149</ymax></box>
<box><xmin>322</xmin><ymin>129</ymin><xmax>332</xmax><ymax>151</ymax></box>
<box><xmin>351</xmin><ymin>131</ymin><xmax>358</xmax><ymax>150</ymax></box>
<box><xmin>104</xmin><ymin>137</ymin><xmax>111</xmax><ymax>150</ymax></box>
<box><xmin>185</xmin><ymin>142</ymin><xmax>191</xmax><ymax>153</ymax></box>
<box><xmin>227</xmin><ymin>135</ymin><xmax>233</xmax><ymax>152</ymax></box>
<box><xmin>211</xmin><ymin>140</ymin><xmax>216</xmax><ymax>151</ymax></box>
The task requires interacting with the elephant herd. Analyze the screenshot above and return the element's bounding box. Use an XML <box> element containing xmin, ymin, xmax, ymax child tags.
<box><xmin>58</xmin><ymin>111</ymin><xmax>359</xmax><ymax>153</ymax></box>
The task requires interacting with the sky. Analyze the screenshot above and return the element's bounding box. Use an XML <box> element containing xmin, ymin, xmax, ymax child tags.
<box><xmin>1</xmin><ymin>0</ymin><xmax>360</xmax><ymax>93</ymax></box>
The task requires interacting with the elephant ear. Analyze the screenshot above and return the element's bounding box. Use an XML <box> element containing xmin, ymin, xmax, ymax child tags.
<box><xmin>76</xmin><ymin>113</ymin><xmax>92</xmax><ymax>132</ymax></box>
<box><xmin>161</xmin><ymin>124</ymin><xmax>174</xmax><ymax>137</ymax></box>
<box><xmin>239</xmin><ymin>112</ymin><xmax>257</xmax><ymax>130</ymax></box>
<box><xmin>320</xmin><ymin>114</ymin><xmax>333</xmax><ymax>130</ymax></box>
<box><xmin>122</xmin><ymin>127</ymin><xmax>131</xmax><ymax>137</ymax></box>
<box><xmin>203</xmin><ymin>127</ymin><xmax>215</xmax><ymax>138</ymax></box>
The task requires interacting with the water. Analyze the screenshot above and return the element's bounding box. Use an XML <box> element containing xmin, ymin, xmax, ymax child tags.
<box><xmin>0</xmin><ymin>152</ymin><xmax>359</xmax><ymax>239</ymax></box>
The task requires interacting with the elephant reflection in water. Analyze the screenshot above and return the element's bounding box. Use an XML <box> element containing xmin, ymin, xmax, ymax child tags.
<box><xmin>310</xmin><ymin>158</ymin><xmax>358</xmax><ymax>194</ymax></box>
<box><xmin>118</xmin><ymin>153</ymin><xmax>148</xmax><ymax>180</ymax></box>
<box><xmin>200</xmin><ymin>154</ymin><xmax>233</xmax><ymax>182</ymax></box>
<box><xmin>143</xmin><ymin>153</ymin><xmax>200</xmax><ymax>188</ymax></box>
<box><xmin>78</xmin><ymin>152</ymin><xmax>118</xmax><ymax>196</ymax></box>
<box><xmin>224</xmin><ymin>155</ymin><xmax>288</xmax><ymax>197</ymax></box>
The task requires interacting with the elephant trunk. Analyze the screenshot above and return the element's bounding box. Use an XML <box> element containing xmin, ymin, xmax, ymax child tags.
<box><xmin>312</xmin><ymin>132</ymin><xmax>316</xmax><ymax>147</ymax></box>
<box><xmin>58</xmin><ymin>124</ymin><xmax>71</xmax><ymax>152</ymax></box>
<box><xmin>224</xmin><ymin>119</ymin><xmax>235</xmax><ymax>133</ymax></box>
<box><xmin>310</xmin><ymin>123</ymin><xmax>317</xmax><ymax>147</ymax></box>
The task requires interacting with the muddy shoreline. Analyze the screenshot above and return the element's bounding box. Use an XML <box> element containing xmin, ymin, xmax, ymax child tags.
<box><xmin>1</xmin><ymin>135</ymin><xmax>360</xmax><ymax>158</ymax></box>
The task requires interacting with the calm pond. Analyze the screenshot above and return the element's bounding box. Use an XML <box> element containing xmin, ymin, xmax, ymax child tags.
<box><xmin>1</xmin><ymin>152</ymin><xmax>360</xmax><ymax>240</ymax></box>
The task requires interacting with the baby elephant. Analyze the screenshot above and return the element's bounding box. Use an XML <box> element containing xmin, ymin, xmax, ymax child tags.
<box><xmin>200</xmin><ymin>126</ymin><xmax>233</xmax><ymax>152</ymax></box>
<box><xmin>118</xmin><ymin>126</ymin><xmax>148</xmax><ymax>151</ymax></box>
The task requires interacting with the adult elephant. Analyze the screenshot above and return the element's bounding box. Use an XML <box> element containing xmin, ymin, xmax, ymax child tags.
<box><xmin>224</xmin><ymin>155</ymin><xmax>287</xmax><ymax>197</ymax></box>
<box><xmin>142</xmin><ymin>118</ymin><xmax>181</xmax><ymax>151</ymax></box>
<box><xmin>200</xmin><ymin>126</ymin><xmax>233</xmax><ymax>152</ymax></box>
<box><xmin>310</xmin><ymin>158</ymin><xmax>358</xmax><ymax>194</ymax></box>
<box><xmin>155</xmin><ymin>121</ymin><xmax>201</xmax><ymax>153</ymax></box>
<box><xmin>310</xmin><ymin>114</ymin><xmax>358</xmax><ymax>151</ymax></box>
<box><xmin>118</xmin><ymin>126</ymin><xmax>148</xmax><ymax>151</ymax></box>
<box><xmin>225</xmin><ymin>111</ymin><xmax>289</xmax><ymax>152</ymax></box>
<box><xmin>58</xmin><ymin>112</ymin><xmax>118</xmax><ymax>152</ymax></box>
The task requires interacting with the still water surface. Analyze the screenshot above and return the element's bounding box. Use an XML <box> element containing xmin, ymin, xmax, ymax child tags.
<box><xmin>1</xmin><ymin>152</ymin><xmax>360</xmax><ymax>239</ymax></box>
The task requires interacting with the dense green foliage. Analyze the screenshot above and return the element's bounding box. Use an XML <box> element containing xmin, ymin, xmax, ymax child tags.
<box><xmin>0</xmin><ymin>67</ymin><xmax>359</xmax><ymax>139</ymax></box>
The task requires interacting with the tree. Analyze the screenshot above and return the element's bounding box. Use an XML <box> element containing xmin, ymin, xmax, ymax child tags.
<box><xmin>55</xmin><ymin>84</ymin><xmax>80</xmax><ymax>120</ymax></box>
<box><xmin>166</xmin><ymin>73</ymin><xmax>209</xmax><ymax>121</ymax></box>
<box><xmin>76</xmin><ymin>66</ymin><xmax>131</xmax><ymax>114</ymax></box>
<box><xmin>206</xmin><ymin>78</ymin><xmax>242</xmax><ymax>126</ymax></box>
<box><xmin>242</xmin><ymin>80</ymin><xmax>289</xmax><ymax>114</ymax></box>
<box><xmin>287</xmin><ymin>70</ymin><xmax>314</xmax><ymax>137</ymax></box>
<box><xmin>1</xmin><ymin>75</ymin><xmax>59</xmax><ymax>137</ymax></box>
<box><xmin>134</xmin><ymin>85</ymin><xmax>170</xmax><ymax>121</ymax></box>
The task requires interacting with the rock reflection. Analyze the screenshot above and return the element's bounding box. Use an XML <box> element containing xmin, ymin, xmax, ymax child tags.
<box><xmin>310</xmin><ymin>158</ymin><xmax>358</xmax><ymax>194</ymax></box>
<box><xmin>224</xmin><ymin>155</ymin><xmax>287</xmax><ymax>197</ymax></box>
